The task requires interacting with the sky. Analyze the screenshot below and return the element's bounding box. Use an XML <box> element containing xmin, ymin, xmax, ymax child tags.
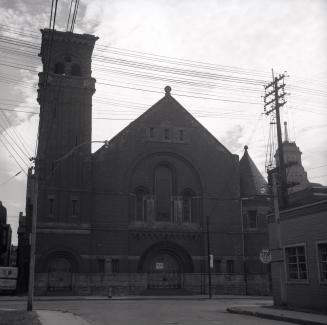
<box><xmin>0</xmin><ymin>0</ymin><xmax>326</xmax><ymax>245</ymax></box>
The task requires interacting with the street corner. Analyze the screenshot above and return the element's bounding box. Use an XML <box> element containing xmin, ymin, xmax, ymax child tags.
<box><xmin>226</xmin><ymin>305</ymin><xmax>327</xmax><ymax>325</ymax></box>
<box><xmin>37</xmin><ymin>310</ymin><xmax>92</xmax><ymax>325</ymax></box>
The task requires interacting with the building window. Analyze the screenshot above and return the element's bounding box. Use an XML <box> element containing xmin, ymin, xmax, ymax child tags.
<box><xmin>164</xmin><ymin>128</ymin><xmax>169</xmax><ymax>140</ymax></box>
<box><xmin>98</xmin><ymin>259</ymin><xmax>105</xmax><ymax>273</ymax></box>
<box><xmin>112</xmin><ymin>259</ymin><xmax>119</xmax><ymax>273</ymax></box>
<box><xmin>215</xmin><ymin>259</ymin><xmax>221</xmax><ymax>273</ymax></box>
<box><xmin>71</xmin><ymin>64</ymin><xmax>81</xmax><ymax>76</ymax></box>
<box><xmin>54</xmin><ymin>62</ymin><xmax>65</xmax><ymax>75</ymax></box>
<box><xmin>247</xmin><ymin>210</ymin><xmax>257</xmax><ymax>229</ymax></box>
<box><xmin>226</xmin><ymin>260</ymin><xmax>234</xmax><ymax>273</ymax></box>
<box><xmin>285</xmin><ymin>245</ymin><xmax>307</xmax><ymax>281</ymax></box>
<box><xmin>149</xmin><ymin>127</ymin><xmax>154</xmax><ymax>138</ymax></box>
<box><xmin>71</xmin><ymin>199</ymin><xmax>78</xmax><ymax>217</ymax></box>
<box><xmin>51</xmin><ymin>162</ymin><xmax>55</xmax><ymax>176</ymax></box>
<box><xmin>135</xmin><ymin>188</ymin><xmax>147</xmax><ymax>221</ymax></box>
<box><xmin>317</xmin><ymin>243</ymin><xmax>327</xmax><ymax>282</ymax></box>
<box><xmin>155</xmin><ymin>165</ymin><xmax>172</xmax><ymax>222</ymax></box>
<box><xmin>182</xmin><ymin>189</ymin><xmax>193</xmax><ymax>223</ymax></box>
<box><xmin>179</xmin><ymin>129</ymin><xmax>184</xmax><ymax>141</ymax></box>
<box><xmin>48</xmin><ymin>197</ymin><xmax>55</xmax><ymax>216</ymax></box>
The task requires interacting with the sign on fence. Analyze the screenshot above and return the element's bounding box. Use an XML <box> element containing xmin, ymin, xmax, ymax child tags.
<box><xmin>259</xmin><ymin>249</ymin><xmax>272</xmax><ymax>264</ymax></box>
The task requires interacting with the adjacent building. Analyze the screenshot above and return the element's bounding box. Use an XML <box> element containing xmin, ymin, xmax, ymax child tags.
<box><xmin>268</xmin><ymin>197</ymin><xmax>327</xmax><ymax>311</ymax></box>
<box><xmin>268</xmin><ymin>130</ymin><xmax>327</xmax><ymax>311</ymax></box>
<box><xmin>0</xmin><ymin>202</ymin><xmax>12</xmax><ymax>267</ymax></box>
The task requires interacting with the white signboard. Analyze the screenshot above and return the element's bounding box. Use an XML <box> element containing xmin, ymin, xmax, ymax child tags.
<box><xmin>259</xmin><ymin>249</ymin><xmax>272</xmax><ymax>264</ymax></box>
<box><xmin>0</xmin><ymin>267</ymin><xmax>18</xmax><ymax>279</ymax></box>
<box><xmin>209</xmin><ymin>254</ymin><xmax>214</xmax><ymax>269</ymax></box>
<box><xmin>155</xmin><ymin>262</ymin><xmax>164</xmax><ymax>270</ymax></box>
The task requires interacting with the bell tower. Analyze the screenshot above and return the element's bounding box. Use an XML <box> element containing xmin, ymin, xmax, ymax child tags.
<box><xmin>36</xmin><ymin>29</ymin><xmax>98</xmax><ymax>222</ymax></box>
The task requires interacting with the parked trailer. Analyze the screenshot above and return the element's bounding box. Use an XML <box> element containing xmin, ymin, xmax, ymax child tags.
<box><xmin>0</xmin><ymin>266</ymin><xmax>18</xmax><ymax>293</ymax></box>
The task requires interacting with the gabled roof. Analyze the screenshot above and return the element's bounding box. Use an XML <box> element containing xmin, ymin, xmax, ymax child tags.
<box><xmin>94</xmin><ymin>86</ymin><xmax>232</xmax><ymax>156</ymax></box>
<box><xmin>239</xmin><ymin>145</ymin><xmax>269</xmax><ymax>197</ymax></box>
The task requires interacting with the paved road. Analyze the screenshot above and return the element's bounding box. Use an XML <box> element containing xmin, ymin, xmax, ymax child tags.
<box><xmin>0</xmin><ymin>298</ymin><xmax>292</xmax><ymax>325</ymax></box>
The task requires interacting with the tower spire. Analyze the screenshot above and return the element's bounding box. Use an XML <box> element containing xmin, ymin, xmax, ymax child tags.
<box><xmin>284</xmin><ymin>121</ymin><xmax>289</xmax><ymax>142</ymax></box>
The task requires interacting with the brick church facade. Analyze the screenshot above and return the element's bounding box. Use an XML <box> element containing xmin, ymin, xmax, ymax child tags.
<box><xmin>18</xmin><ymin>29</ymin><xmax>271</xmax><ymax>295</ymax></box>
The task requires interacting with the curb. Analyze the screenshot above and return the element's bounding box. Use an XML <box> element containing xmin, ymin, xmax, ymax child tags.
<box><xmin>0</xmin><ymin>295</ymin><xmax>272</xmax><ymax>302</ymax></box>
<box><xmin>227</xmin><ymin>307</ymin><xmax>326</xmax><ymax>325</ymax></box>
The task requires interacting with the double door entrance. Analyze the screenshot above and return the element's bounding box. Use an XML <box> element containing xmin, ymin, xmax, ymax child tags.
<box><xmin>147</xmin><ymin>253</ymin><xmax>182</xmax><ymax>289</ymax></box>
<box><xmin>48</xmin><ymin>257</ymin><xmax>72</xmax><ymax>292</ymax></box>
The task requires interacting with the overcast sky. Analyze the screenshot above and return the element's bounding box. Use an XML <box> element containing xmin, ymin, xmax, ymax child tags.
<box><xmin>0</xmin><ymin>0</ymin><xmax>326</xmax><ymax>244</ymax></box>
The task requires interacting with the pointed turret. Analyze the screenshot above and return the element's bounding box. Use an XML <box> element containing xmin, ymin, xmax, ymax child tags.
<box><xmin>240</xmin><ymin>145</ymin><xmax>269</xmax><ymax>197</ymax></box>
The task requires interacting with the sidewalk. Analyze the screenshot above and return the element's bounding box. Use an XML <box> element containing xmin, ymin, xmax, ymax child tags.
<box><xmin>37</xmin><ymin>310</ymin><xmax>92</xmax><ymax>325</ymax></box>
<box><xmin>227</xmin><ymin>305</ymin><xmax>327</xmax><ymax>325</ymax></box>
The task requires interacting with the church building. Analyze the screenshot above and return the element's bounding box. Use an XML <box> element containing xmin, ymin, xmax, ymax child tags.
<box><xmin>18</xmin><ymin>29</ymin><xmax>271</xmax><ymax>295</ymax></box>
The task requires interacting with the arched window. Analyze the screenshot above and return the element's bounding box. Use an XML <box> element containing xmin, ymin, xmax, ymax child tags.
<box><xmin>155</xmin><ymin>165</ymin><xmax>173</xmax><ymax>222</ymax></box>
<box><xmin>54</xmin><ymin>62</ymin><xmax>65</xmax><ymax>75</ymax></box>
<box><xmin>182</xmin><ymin>189</ymin><xmax>194</xmax><ymax>223</ymax></box>
<box><xmin>71</xmin><ymin>64</ymin><xmax>81</xmax><ymax>76</ymax></box>
<box><xmin>135</xmin><ymin>187</ymin><xmax>148</xmax><ymax>221</ymax></box>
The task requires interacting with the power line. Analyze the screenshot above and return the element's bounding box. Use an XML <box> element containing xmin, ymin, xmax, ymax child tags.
<box><xmin>0</xmin><ymin>171</ymin><xmax>22</xmax><ymax>186</ymax></box>
<box><xmin>0</xmin><ymin>111</ymin><xmax>33</xmax><ymax>158</ymax></box>
<box><xmin>0</xmin><ymin>137</ymin><xmax>28</xmax><ymax>175</ymax></box>
<box><xmin>307</xmin><ymin>164</ymin><xmax>327</xmax><ymax>171</ymax></box>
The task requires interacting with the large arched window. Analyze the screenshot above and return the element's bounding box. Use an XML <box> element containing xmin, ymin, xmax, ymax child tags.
<box><xmin>155</xmin><ymin>165</ymin><xmax>173</xmax><ymax>222</ymax></box>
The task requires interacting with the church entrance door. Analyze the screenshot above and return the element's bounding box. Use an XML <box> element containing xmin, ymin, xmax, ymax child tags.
<box><xmin>147</xmin><ymin>253</ymin><xmax>181</xmax><ymax>289</ymax></box>
<box><xmin>48</xmin><ymin>257</ymin><xmax>72</xmax><ymax>292</ymax></box>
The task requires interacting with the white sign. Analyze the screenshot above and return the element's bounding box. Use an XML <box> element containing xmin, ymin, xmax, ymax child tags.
<box><xmin>0</xmin><ymin>267</ymin><xmax>18</xmax><ymax>279</ymax></box>
<box><xmin>155</xmin><ymin>262</ymin><xmax>164</xmax><ymax>270</ymax></box>
<box><xmin>259</xmin><ymin>249</ymin><xmax>272</xmax><ymax>264</ymax></box>
<box><xmin>209</xmin><ymin>254</ymin><xmax>214</xmax><ymax>269</ymax></box>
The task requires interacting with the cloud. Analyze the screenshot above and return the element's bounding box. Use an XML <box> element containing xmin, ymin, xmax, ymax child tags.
<box><xmin>221</xmin><ymin>124</ymin><xmax>244</xmax><ymax>153</ymax></box>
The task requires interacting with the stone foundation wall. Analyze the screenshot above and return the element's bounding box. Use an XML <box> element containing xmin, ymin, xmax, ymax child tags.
<box><xmin>34</xmin><ymin>272</ymin><xmax>270</xmax><ymax>296</ymax></box>
<box><xmin>35</xmin><ymin>273</ymin><xmax>147</xmax><ymax>296</ymax></box>
<box><xmin>183</xmin><ymin>273</ymin><xmax>246</xmax><ymax>295</ymax></box>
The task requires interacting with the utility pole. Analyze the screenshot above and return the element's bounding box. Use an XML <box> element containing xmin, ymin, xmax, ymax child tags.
<box><xmin>206</xmin><ymin>215</ymin><xmax>212</xmax><ymax>299</ymax></box>
<box><xmin>264</xmin><ymin>71</ymin><xmax>288</xmax><ymax>209</ymax></box>
<box><xmin>27</xmin><ymin>170</ymin><xmax>38</xmax><ymax>311</ymax></box>
<box><xmin>271</xmin><ymin>173</ymin><xmax>287</xmax><ymax>304</ymax></box>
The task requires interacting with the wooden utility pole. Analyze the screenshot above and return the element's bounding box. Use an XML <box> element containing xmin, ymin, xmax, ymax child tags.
<box><xmin>264</xmin><ymin>71</ymin><xmax>288</xmax><ymax>208</ymax></box>
<box><xmin>27</xmin><ymin>173</ymin><xmax>38</xmax><ymax>311</ymax></box>
<box><xmin>271</xmin><ymin>173</ymin><xmax>287</xmax><ymax>304</ymax></box>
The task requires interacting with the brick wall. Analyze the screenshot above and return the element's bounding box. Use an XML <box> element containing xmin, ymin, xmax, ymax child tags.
<box><xmin>34</xmin><ymin>272</ymin><xmax>272</xmax><ymax>296</ymax></box>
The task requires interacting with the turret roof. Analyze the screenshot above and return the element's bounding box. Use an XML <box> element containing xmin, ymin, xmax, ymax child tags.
<box><xmin>240</xmin><ymin>145</ymin><xmax>269</xmax><ymax>197</ymax></box>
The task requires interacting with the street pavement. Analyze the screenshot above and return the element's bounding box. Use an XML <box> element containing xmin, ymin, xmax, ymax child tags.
<box><xmin>0</xmin><ymin>296</ymin><xmax>326</xmax><ymax>325</ymax></box>
<box><xmin>0</xmin><ymin>296</ymin><xmax>285</xmax><ymax>325</ymax></box>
